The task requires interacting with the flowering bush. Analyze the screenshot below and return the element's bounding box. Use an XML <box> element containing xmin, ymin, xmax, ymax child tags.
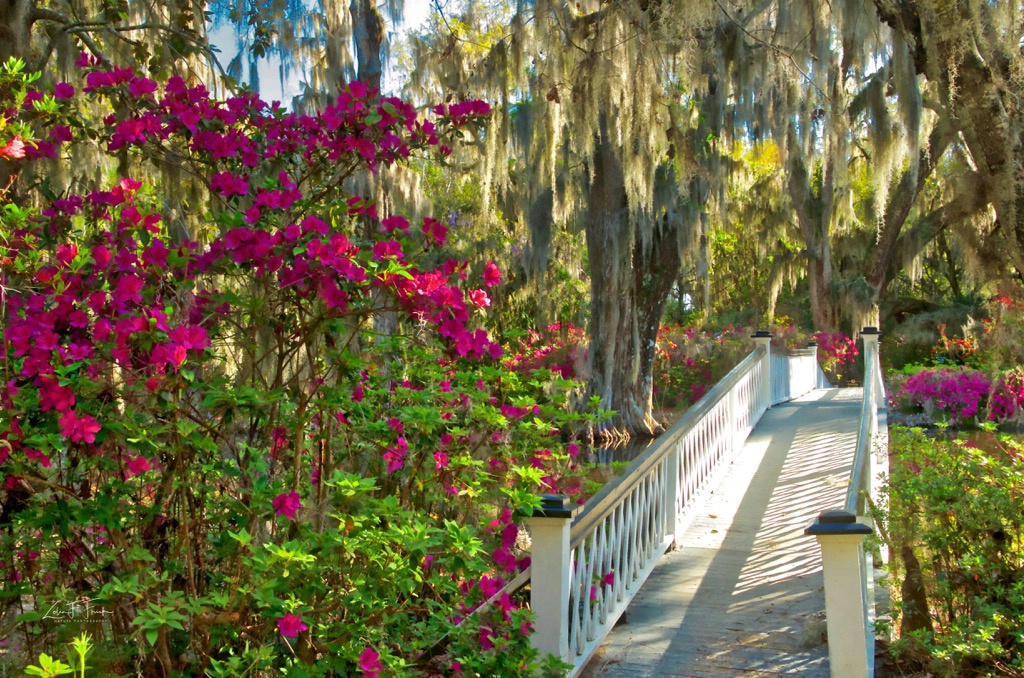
<box><xmin>652</xmin><ymin>324</ymin><xmax>752</xmax><ymax>411</ymax></box>
<box><xmin>810</xmin><ymin>331</ymin><xmax>859</xmax><ymax>382</ymax></box>
<box><xmin>930</xmin><ymin>322</ymin><xmax>981</xmax><ymax>367</ymax></box>
<box><xmin>503</xmin><ymin>323</ymin><xmax>586</xmax><ymax>381</ymax></box>
<box><xmin>891</xmin><ymin>368</ymin><xmax>992</xmax><ymax>426</ymax></box>
<box><xmin>987</xmin><ymin>367</ymin><xmax>1024</xmax><ymax>425</ymax></box>
<box><xmin>875</xmin><ymin>428</ymin><xmax>1024</xmax><ymax>675</ymax></box>
<box><xmin>0</xmin><ymin>58</ymin><xmax>586</xmax><ymax>675</ymax></box>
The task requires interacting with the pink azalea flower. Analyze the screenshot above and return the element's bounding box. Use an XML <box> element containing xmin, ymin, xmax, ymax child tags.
<box><xmin>58</xmin><ymin>411</ymin><xmax>101</xmax><ymax>443</ymax></box>
<box><xmin>53</xmin><ymin>82</ymin><xmax>75</xmax><ymax>99</ymax></box>
<box><xmin>25</xmin><ymin>449</ymin><xmax>51</xmax><ymax>468</ymax></box>
<box><xmin>483</xmin><ymin>261</ymin><xmax>501</xmax><ymax>287</ymax></box>
<box><xmin>479</xmin><ymin>625</ymin><xmax>494</xmax><ymax>650</ymax></box>
<box><xmin>358</xmin><ymin>646</ymin><xmax>383</xmax><ymax>678</ymax></box>
<box><xmin>381</xmin><ymin>215</ymin><xmax>409</xmax><ymax>232</ymax></box>
<box><xmin>277</xmin><ymin>612</ymin><xmax>308</xmax><ymax>638</ymax></box>
<box><xmin>272</xmin><ymin>490</ymin><xmax>301</xmax><ymax>520</ymax></box>
<box><xmin>125</xmin><ymin>456</ymin><xmax>153</xmax><ymax>478</ymax></box>
<box><xmin>468</xmin><ymin>289</ymin><xmax>490</xmax><ymax>307</ymax></box>
<box><xmin>0</xmin><ymin>136</ymin><xmax>26</xmax><ymax>160</ymax></box>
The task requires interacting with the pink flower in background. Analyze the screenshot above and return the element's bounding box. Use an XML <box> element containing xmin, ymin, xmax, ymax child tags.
<box><xmin>468</xmin><ymin>289</ymin><xmax>490</xmax><ymax>307</ymax></box>
<box><xmin>125</xmin><ymin>456</ymin><xmax>153</xmax><ymax>477</ymax></box>
<box><xmin>483</xmin><ymin>261</ymin><xmax>501</xmax><ymax>287</ymax></box>
<box><xmin>434</xmin><ymin>451</ymin><xmax>449</xmax><ymax>470</ymax></box>
<box><xmin>479</xmin><ymin>625</ymin><xmax>495</xmax><ymax>650</ymax></box>
<box><xmin>0</xmin><ymin>136</ymin><xmax>26</xmax><ymax>159</ymax></box>
<box><xmin>381</xmin><ymin>215</ymin><xmax>409</xmax><ymax>232</ymax></box>
<box><xmin>25</xmin><ymin>449</ymin><xmax>51</xmax><ymax>468</ymax></box>
<box><xmin>277</xmin><ymin>613</ymin><xmax>308</xmax><ymax>638</ymax></box>
<box><xmin>383</xmin><ymin>436</ymin><xmax>408</xmax><ymax>473</ymax></box>
<box><xmin>58</xmin><ymin>411</ymin><xmax>101</xmax><ymax>443</ymax></box>
<box><xmin>359</xmin><ymin>646</ymin><xmax>383</xmax><ymax>677</ymax></box>
<box><xmin>272</xmin><ymin>490</ymin><xmax>301</xmax><ymax>519</ymax></box>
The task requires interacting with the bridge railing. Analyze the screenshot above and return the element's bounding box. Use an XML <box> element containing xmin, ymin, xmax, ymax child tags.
<box><xmin>806</xmin><ymin>327</ymin><xmax>888</xmax><ymax>678</ymax></box>
<box><xmin>771</xmin><ymin>343</ymin><xmax>829</xmax><ymax>405</ymax></box>
<box><xmin>527</xmin><ymin>330</ymin><xmax>827</xmax><ymax>674</ymax></box>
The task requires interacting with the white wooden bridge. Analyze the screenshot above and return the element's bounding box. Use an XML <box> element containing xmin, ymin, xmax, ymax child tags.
<box><xmin>521</xmin><ymin>330</ymin><xmax>889</xmax><ymax>677</ymax></box>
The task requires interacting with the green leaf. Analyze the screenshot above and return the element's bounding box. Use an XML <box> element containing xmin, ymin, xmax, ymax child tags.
<box><xmin>228</xmin><ymin>528</ymin><xmax>253</xmax><ymax>546</ymax></box>
<box><xmin>25</xmin><ymin>653</ymin><xmax>74</xmax><ymax>676</ymax></box>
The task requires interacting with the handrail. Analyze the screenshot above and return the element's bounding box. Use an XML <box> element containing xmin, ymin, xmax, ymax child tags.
<box><xmin>844</xmin><ymin>334</ymin><xmax>887</xmax><ymax>515</ymax></box>
<box><xmin>807</xmin><ymin>327</ymin><xmax>888</xmax><ymax>678</ymax></box>
<box><xmin>570</xmin><ymin>347</ymin><xmax>764</xmax><ymax>548</ymax></box>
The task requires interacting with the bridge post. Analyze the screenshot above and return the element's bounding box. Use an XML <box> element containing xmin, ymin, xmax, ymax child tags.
<box><xmin>861</xmin><ymin>327</ymin><xmax>882</xmax><ymax>420</ymax></box>
<box><xmin>752</xmin><ymin>330</ymin><xmax>772</xmax><ymax>413</ymax></box>
<box><xmin>806</xmin><ymin>510</ymin><xmax>874</xmax><ymax>678</ymax></box>
<box><xmin>528</xmin><ymin>494</ymin><xmax>580</xmax><ymax>664</ymax></box>
<box><xmin>804</xmin><ymin>339</ymin><xmax>819</xmax><ymax>397</ymax></box>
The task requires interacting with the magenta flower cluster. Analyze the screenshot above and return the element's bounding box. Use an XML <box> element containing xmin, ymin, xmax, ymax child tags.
<box><xmin>988</xmin><ymin>368</ymin><xmax>1024</xmax><ymax>422</ymax></box>
<box><xmin>0</xmin><ymin>56</ymin><xmax>572</xmax><ymax>674</ymax></box>
<box><xmin>895</xmin><ymin>368</ymin><xmax>992</xmax><ymax>424</ymax></box>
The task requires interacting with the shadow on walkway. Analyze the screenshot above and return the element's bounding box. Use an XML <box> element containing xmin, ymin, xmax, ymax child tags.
<box><xmin>580</xmin><ymin>389</ymin><xmax>861</xmax><ymax>677</ymax></box>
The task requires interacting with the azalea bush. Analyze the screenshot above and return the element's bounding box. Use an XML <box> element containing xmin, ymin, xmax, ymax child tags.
<box><xmin>885</xmin><ymin>291</ymin><xmax>1024</xmax><ymax>430</ymax></box>
<box><xmin>0</xmin><ymin>57</ymin><xmax>587</xmax><ymax>675</ymax></box>
<box><xmin>874</xmin><ymin>427</ymin><xmax>1024</xmax><ymax>676</ymax></box>
<box><xmin>988</xmin><ymin>367</ymin><xmax>1024</xmax><ymax>426</ymax></box>
<box><xmin>810</xmin><ymin>331</ymin><xmax>858</xmax><ymax>383</ymax></box>
<box><xmin>889</xmin><ymin>368</ymin><xmax>992</xmax><ymax>427</ymax></box>
<box><xmin>652</xmin><ymin>323</ymin><xmax>752</xmax><ymax>411</ymax></box>
<box><xmin>504</xmin><ymin>323</ymin><xmax>586</xmax><ymax>381</ymax></box>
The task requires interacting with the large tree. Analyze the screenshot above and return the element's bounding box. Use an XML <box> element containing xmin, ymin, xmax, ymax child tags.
<box><xmin>403</xmin><ymin>1</ymin><xmax>737</xmax><ymax>440</ymax></box>
<box><xmin>397</xmin><ymin>0</ymin><xmax>1024</xmax><ymax>438</ymax></box>
<box><xmin>871</xmin><ymin>0</ymin><xmax>1024</xmax><ymax>283</ymax></box>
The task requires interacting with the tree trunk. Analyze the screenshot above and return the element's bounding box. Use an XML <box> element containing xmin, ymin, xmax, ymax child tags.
<box><xmin>787</xmin><ymin>144</ymin><xmax>838</xmax><ymax>331</ymax></box>
<box><xmin>584</xmin><ymin>114</ymin><xmax>679</xmax><ymax>442</ymax></box>
<box><xmin>872</xmin><ymin>1</ymin><xmax>1024</xmax><ymax>277</ymax></box>
<box><xmin>806</xmin><ymin>253</ymin><xmax>834</xmax><ymax>332</ymax></box>
<box><xmin>350</xmin><ymin>0</ymin><xmax>384</xmax><ymax>93</ymax></box>
<box><xmin>0</xmin><ymin>0</ymin><xmax>33</xmax><ymax>64</ymax></box>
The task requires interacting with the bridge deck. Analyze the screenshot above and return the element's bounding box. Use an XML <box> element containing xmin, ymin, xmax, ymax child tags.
<box><xmin>581</xmin><ymin>388</ymin><xmax>862</xmax><ymax>677</ymax></box>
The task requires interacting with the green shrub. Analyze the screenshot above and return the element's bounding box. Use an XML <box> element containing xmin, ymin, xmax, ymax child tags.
<box><xmin>875</xmin><ymin>427</ymin><xmax>1024</xmax><ymax>676</ymax></box>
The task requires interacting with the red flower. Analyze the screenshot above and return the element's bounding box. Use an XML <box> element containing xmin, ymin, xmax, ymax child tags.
<box><xmin>272</xmin><ymin>490</ymin><xmax>301</xmax><ymax>519</ymax></box>
<box><xmin>468</xmin><ymin>289</ymin><xmax>491</xmax><ymax>307</ymax></box>
<box><xmin>58</xmin><ymin>411</ymin><xmax>101</xmax><ymax>443</ymax></box>
<box><xmin>483</xmin><ymin>261</ymin><xmax>501</xmax><ymax>287</ymax></box>
<box><xmin>0</xmin><ymin>136</ymin><xmax>26</xmax><ymax>159</ymax></box>
<box><xmin>359</xmin><ymin>646</ymin><xmax>383</xmax><ymax>677</ymax></box>
<box><xmin>277</xmin><ymin>612</ymin><xmax>308</xmax><ymax>638</ymax></box>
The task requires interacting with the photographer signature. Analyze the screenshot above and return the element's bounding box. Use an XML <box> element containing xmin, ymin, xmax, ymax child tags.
<box><xmin>42</xmin><ymin>598</ymin><xmax>112</xmax><ymax>621</ymax></box>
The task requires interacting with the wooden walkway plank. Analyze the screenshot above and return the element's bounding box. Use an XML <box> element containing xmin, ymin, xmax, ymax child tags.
<box><xmin>580</xmin><ymin>388</ymin><xmax>862</xmax><ymax>677</ymax></box>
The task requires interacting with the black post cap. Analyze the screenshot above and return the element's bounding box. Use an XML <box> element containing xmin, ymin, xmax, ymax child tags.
<box><xmin>805</xmin><ymin>509</ymin><xmax>873</xmax><ymax>536</ymax></box>
<box><xmin>528</xmin><ymin>494</ymin><xmax>580</xmax><ymax>520</ymax></box>
<box><xmin>861</xmin><ymin>326</ymin><xmax>881</xmax><ymax>335</ymax></box>
<box><xmin>752</xmin><ymin>330</ymin><xmax>773</xmax><ymax>338</ymax></box>
<box><xmin>806</xmin><ymin>340</ymin><xmax>818</xmax><ymax>348</ymax></box>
